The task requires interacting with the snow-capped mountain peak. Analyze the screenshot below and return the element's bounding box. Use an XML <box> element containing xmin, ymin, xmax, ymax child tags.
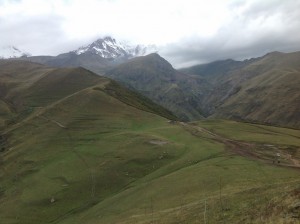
<box><xmin>74</xmin><ymin>36</ymin><xmax>157</xmax><ymax>59</ymax></box>
<box><xmin>0</xmin><ymin>46</ymin><xmax>31</xmax><ymax>59</ymax></box>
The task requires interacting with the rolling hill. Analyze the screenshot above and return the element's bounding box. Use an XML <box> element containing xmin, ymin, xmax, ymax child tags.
<box><xmin>0</xmin><ymin>60</ymin><xmax>299</xmax><ymax>223</ymax></box>
<box><xmin>0</xmin><ymin>60</ymin><xmax>175</xmax><ymax>127</ymax></box>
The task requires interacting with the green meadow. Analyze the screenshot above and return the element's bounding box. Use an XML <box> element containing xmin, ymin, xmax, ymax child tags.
<box><xmin>1</xmin><ymin>95</ymin><xmax>299</xmax><ymax>223</ymax></box>
<box><xmin>0</xmin><ymin>62</ymin><xmax>299</xmax><ymax>223</ymax></box>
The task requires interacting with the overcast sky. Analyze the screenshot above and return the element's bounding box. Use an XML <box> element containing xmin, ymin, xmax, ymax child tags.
<box><xmin>1</xmin><ymin>0</ymin><xmax>300</xmax><ymax>67</ymax></box>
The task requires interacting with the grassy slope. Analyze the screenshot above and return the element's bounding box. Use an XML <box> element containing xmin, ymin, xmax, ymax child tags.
<box><xmin>181</xmin><ymin>51</ymin><xmax>300</xmax><ymax>128</ymax></box>
<box><xmin>0</xmin><ymin>60</ymin><xmax>53</xmax><ymax>129</ymax></box>
<box><xmin>0</xmin><ymin>85</ymin><xmax>178</xmax><ymax>224</ymax></box>
<box><xmin>0</xmin><ymin>60</ymin><xmax>177</xmax><ymax>223</ymax></box>
<box><xmin>57</xmin><ymin>120</ymin><xmax>300</xmax><ymax>224</ymax></box>
<box><xmin>24</xmin><ymin>67</ymin><xmax>102</xmax><ymax>107</ymax></box>
<box><xmin>213</xmin><ymin>52</ymin><xmax>300</xmax><ymax>128</ymax></box>
<box><xmin>2</xmin><ymin>100</ymin><xmax>299</xmax><ymax>224</ymax></box>
<box><xmin>0</xmin><ymin>60</ymin><xmax>299</xmax><ymax>223</ymax></box>
<box><xmin>0</xmin><ymin>99</ymin><xmax>12</xmax><ymax>128</ymax></box>
<box><xmin>0</xmin><ymin>60</ymin><xmax>175</xmax><ymax>128</ymax></box>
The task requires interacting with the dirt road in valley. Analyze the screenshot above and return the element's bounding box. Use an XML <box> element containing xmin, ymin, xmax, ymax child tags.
<box><xmin>183</xmin><ymin>123</ymin><xmax>300</xmax><ymax>169</ymax></box>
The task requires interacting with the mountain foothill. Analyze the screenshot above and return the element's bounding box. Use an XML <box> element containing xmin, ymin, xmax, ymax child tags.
<box><xmin>0</xmin><ymin>37</ymin><xmax>300</xmax><ymax>224</ymax></box>
<box><xmin>9</xmin><ymin>37</ymin><xmax>299</xmax><ymax>129</ymax></box>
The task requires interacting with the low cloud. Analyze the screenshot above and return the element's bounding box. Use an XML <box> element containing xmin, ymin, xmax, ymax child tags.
<box><xmin>1</xmin><ymin>0</ymin><xmax>300</xmax><ymax>67</ymax></box>
<box><xmin>0</xmin><ymin>15</ymin><xmax>65</xmax><ymax>55</ymax></box>
<box><xmin>160</xmin><ymin>0</ymin><xmax>300</xmax><ymax>67</ymax></box>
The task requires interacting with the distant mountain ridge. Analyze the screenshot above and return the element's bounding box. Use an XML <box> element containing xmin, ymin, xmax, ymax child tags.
<box><xmin>1</xmin><ymin>40</ymin><xmax>299</xmax><ymax>128</ymax></box>
<box><xmin>16</xmin><ymin>36</ymin><xmax>157</xmax><ymax>74</ymax></box>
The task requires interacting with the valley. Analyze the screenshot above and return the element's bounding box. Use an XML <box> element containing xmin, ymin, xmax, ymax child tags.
<box><xmin>1</xmin><ymin>0</ymin><xmax>300</xmax><ymax>223</ymax></box>
<box><xmin>13</xmin><ymin>37</ymin><xmax>300</xmax><ymax>129</ymax></box>
<box><xmin>0</xmin><ymin>60</ymin><xmax>299</xmax><ymax>223</ymax></box>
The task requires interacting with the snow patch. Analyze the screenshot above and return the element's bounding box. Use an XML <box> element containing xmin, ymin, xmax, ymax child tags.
<box><xmin>0</xmin><ymin>46</ymin><xmax>31</xmax><ymax>59</ymax></box>
<box><xmin>73</xmin><ymin>36</ymin><xmax>157</xmax><ymax>59</ymax></box>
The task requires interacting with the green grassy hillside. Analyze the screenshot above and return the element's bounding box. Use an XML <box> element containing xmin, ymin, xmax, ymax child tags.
<box><xmin>182</xmin><ymin>51</ymin><xmax>300</xmax><ymax>128</ymax></box>
<box><xmin>0</xmin><ymin>60</ymin><xmax>175</xmax><ymax>127</ymax></box>
<box><xmin>0</xmin><ymin>60</ymin><xmax>53</xmax><ymax>128</ymax></box>
<box><xmin>0</xmin><ymin>99</ymin><xmax>12</xmax><ymax>128</ymax></box>
<box><xmin>24</xmin><ymin>67</ymin><xmax>102</xmax><ymax>107</ymax></box>
<box><xmin>211</xmin><ymin>52</ymin><xmax>300</xmax><ymax>128</ymax></box>
<box><xmin>1</xmin><ymin>108</ymin><xmax>299</xmax><ymax>224</ymax></box>
<box><xmin>0</xmin><ymin>60</ymin><xmax>299</xmax><ymax>223</ymax></box>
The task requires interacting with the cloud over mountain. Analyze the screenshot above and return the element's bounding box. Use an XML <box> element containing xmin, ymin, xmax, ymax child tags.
<box><xmin>1</xmin><ymin>0</ymin><xmax>300</xmax><ymax>67</ymax></box>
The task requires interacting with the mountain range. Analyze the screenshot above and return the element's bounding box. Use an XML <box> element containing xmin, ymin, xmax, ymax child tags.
<box><xmin>11</xmin><ymin>37</ymin><xmax>157</xmax><ymax>74</ymax></box>
<box><xmin>105</xmin><ymin>50</ymin><xmax>300</xmax><ymax>128</ymax></box>
<box><xmin>2</xmin><ymin>36</ymin><xmax>300</xmax><ymax>128</ymax></box>
<box><xmin>0</xmin><ymin>58</ymin><xmax>299</xmax><ymax>224</ymax></box>
<box><xmin>0</xmin><ymin>43</ymin><xmax>300</xmax><ymax>224</ymax></box>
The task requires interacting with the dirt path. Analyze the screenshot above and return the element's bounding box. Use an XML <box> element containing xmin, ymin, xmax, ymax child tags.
<box><xmin>39</xmin><ymin>115</ymin><xmax>67</xmax><ymax>128</ymax></box>
<box><xmin>291</xmin><ymin>158</ymin><xmax>300</xmax><ymax>167</ymax></box>
<box><xmin>189</xmin><ymin>125</ymin><xmax>261</xmax><ymax>160</ymax></box>
<box><xmin>182</xmin><ymin>123</ymin><xmax>300</xmax><ymax>170</ymax></box>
